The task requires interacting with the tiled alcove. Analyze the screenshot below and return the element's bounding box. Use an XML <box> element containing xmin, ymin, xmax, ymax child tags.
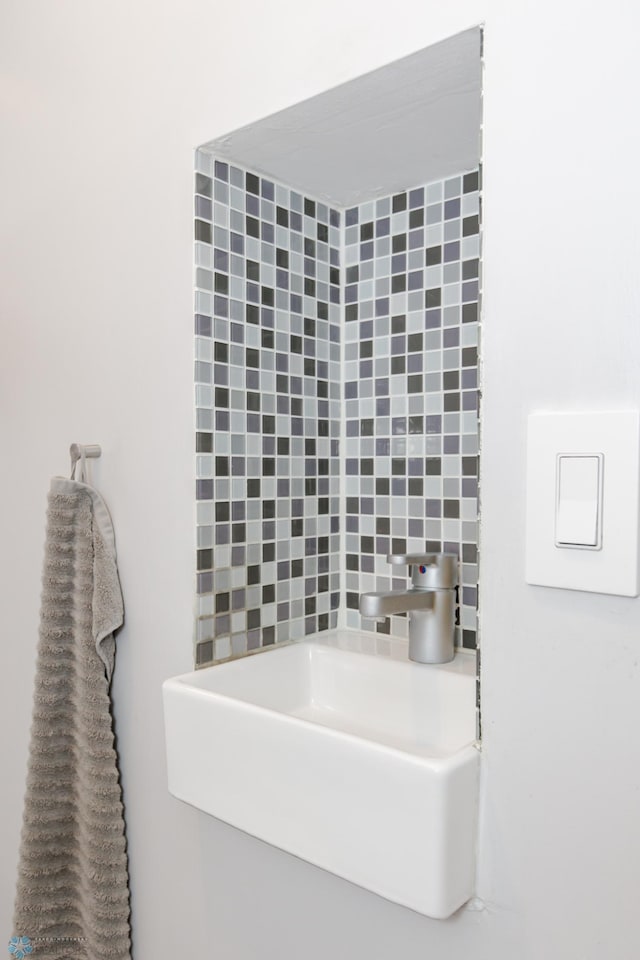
<box><xmin>194</xmin><ymin>154</ymin><xmax>480</xmax><ymax>666</ymax></box>
<box><xmin>192</xmin><ymin>27</ymin><xmax>481</xmax><ymax>667</ymax></box>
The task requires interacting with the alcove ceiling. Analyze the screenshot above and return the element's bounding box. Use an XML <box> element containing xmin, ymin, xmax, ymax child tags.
<box><xmin>203</xmin><ymin>27</ymin><xmax>481</xmax><ymax>207</ymax></box>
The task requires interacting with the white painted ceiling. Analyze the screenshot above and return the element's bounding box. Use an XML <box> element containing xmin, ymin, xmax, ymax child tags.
<box><xmin>204</xmin><ymin>27</ymin><xmax>481</xmax><ymax>207</ymax></box>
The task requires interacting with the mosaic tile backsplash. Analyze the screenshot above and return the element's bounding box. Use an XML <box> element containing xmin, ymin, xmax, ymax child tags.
<box><xmin>194</xmin><ymin>149</ymin><xmax>480</xmax><ymax>666</ymax></box>
<box><xmin>194</xmin><ymin>150</ymin><xmax>342</xmax><ymax>664</ymax></box>
<box><xmin>342</xmin><ymin>171</ymin><xmax>480</xmax><ymax>648</ymax></box>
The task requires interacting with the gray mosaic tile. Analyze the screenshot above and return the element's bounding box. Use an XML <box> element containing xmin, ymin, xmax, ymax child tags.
<box><xmin>343</xmin><ymin>168</ymin><xmax>480</xmax><ymax>649</ymax></box>
<box><xmin>195</xmin><ymin>150</ymin><xmax>480</xmax><ymax>665</ymax></box>
<box><xmin>194</xmin><ymin>152</ymin><xmax>341</xmax><ymax>664</ymax></box>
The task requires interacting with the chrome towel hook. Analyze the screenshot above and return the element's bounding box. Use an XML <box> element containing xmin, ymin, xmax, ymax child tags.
<box><xmin>70</xmin><ymin>443</ymin><xmax>101</xmax><ymax>482</ymax></box>
<box><xmin>70</xmin><ymin>443</ymin><xmax>101</xmax><ymax>465</ymax></box>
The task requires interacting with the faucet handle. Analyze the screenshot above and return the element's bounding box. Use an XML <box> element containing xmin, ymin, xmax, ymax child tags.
<box><xmin>387</xmin><ymin>552</ymin><xmax>458</xmax><ymax>590</ymax></box>
<box><xmin>387</xmin><ymin>553</ymin><xmax>445</xmax><ymax>566</ymax></box>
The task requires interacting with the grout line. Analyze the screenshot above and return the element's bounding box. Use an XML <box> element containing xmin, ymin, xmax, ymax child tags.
<box><xmin>337</xmin><ymin>205</ymin><xmax>348</xmax><ymax>630</ymax></box>
<box><xmin>475</xmin><ymin>25</ymin><xmax>485</xmax><ymax>742</ymax></box>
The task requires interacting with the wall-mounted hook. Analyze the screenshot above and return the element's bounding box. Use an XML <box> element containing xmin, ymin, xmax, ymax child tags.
<box><xmin>70</xmin><ymin>443</ymin><xmax>101</xmax><ymax>465</ymax></box>
<box><xmin>70</xmin><ymin>443</ymin><xmax>101</xmax><ymax>482</ymax></box>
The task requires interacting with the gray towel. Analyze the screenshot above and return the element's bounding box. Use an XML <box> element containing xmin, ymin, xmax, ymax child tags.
<box><xmin>12</xmin><ymin>478</ymin><xmax>130</xmax><ymax>960</ymax></box>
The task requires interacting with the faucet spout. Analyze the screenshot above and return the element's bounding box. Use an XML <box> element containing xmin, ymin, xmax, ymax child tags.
<box><xmin>359</xmin><ymin>589</ymin><xmax>434</xmax><ymax>619</ymax></box>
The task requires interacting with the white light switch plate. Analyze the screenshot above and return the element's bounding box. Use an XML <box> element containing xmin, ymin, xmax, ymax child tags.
<box><xmin>526</xmin><ymin>411</ymin><xmax>640</xmax><ymax>596</ymax></box>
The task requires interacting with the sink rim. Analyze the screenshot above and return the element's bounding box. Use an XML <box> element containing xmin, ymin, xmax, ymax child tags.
<box><xmin>165</xmin><ymin>633</ymin><xmax>478</xmax><ymax>766</ymax></box>
<box><xmin>192</xmin><ymin>627</ymin><xmax>477</xmax><ymax>671</ymax></box>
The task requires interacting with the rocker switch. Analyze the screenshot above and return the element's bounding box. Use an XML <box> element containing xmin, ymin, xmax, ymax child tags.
<box><xmin>555</xmin><ymin>454</ymin><xmax>603</xmax><ymax>549</ymax></box>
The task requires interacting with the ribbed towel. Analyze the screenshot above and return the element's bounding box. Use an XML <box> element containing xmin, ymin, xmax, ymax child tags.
<box><xmin>12</xmin><ymin>478</ymin><xmax>130</xmax><ymax>960</ymax></box>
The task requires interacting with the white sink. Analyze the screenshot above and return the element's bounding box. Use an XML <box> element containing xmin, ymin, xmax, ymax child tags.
<box><xmin>163</xmin><ymin>629</ymin><xmax>479</xmax><ymax>919</ymax></box>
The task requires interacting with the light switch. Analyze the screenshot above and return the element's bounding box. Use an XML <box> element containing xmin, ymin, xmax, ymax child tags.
<box><xmin>555</xmin><ymin>454</ymin><xmax>603</xmax><ymax>549</ymax></box>
<box><xmin>525</xmin><ymin>410</ymin><xmax>640</xmax><ymax>596</ymax></box>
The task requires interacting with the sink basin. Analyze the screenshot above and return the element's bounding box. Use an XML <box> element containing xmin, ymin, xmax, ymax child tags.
<box><xmin>163</xmin><ymin>629</ymin><xmax>479</xmax><ymax>919</ymax></box>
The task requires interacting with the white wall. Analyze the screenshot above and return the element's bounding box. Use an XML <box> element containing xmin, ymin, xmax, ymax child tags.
<box><xmin>1</xmin><ymin>3</ymin><xmax>639</xmax><ymax>959</ymax></box>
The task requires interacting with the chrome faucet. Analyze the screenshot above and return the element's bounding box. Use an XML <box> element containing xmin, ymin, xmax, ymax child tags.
<box><xmin>359</xmin><ymin>553</ymin><xmax>458</xmax><ymax>664</ymax></box>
